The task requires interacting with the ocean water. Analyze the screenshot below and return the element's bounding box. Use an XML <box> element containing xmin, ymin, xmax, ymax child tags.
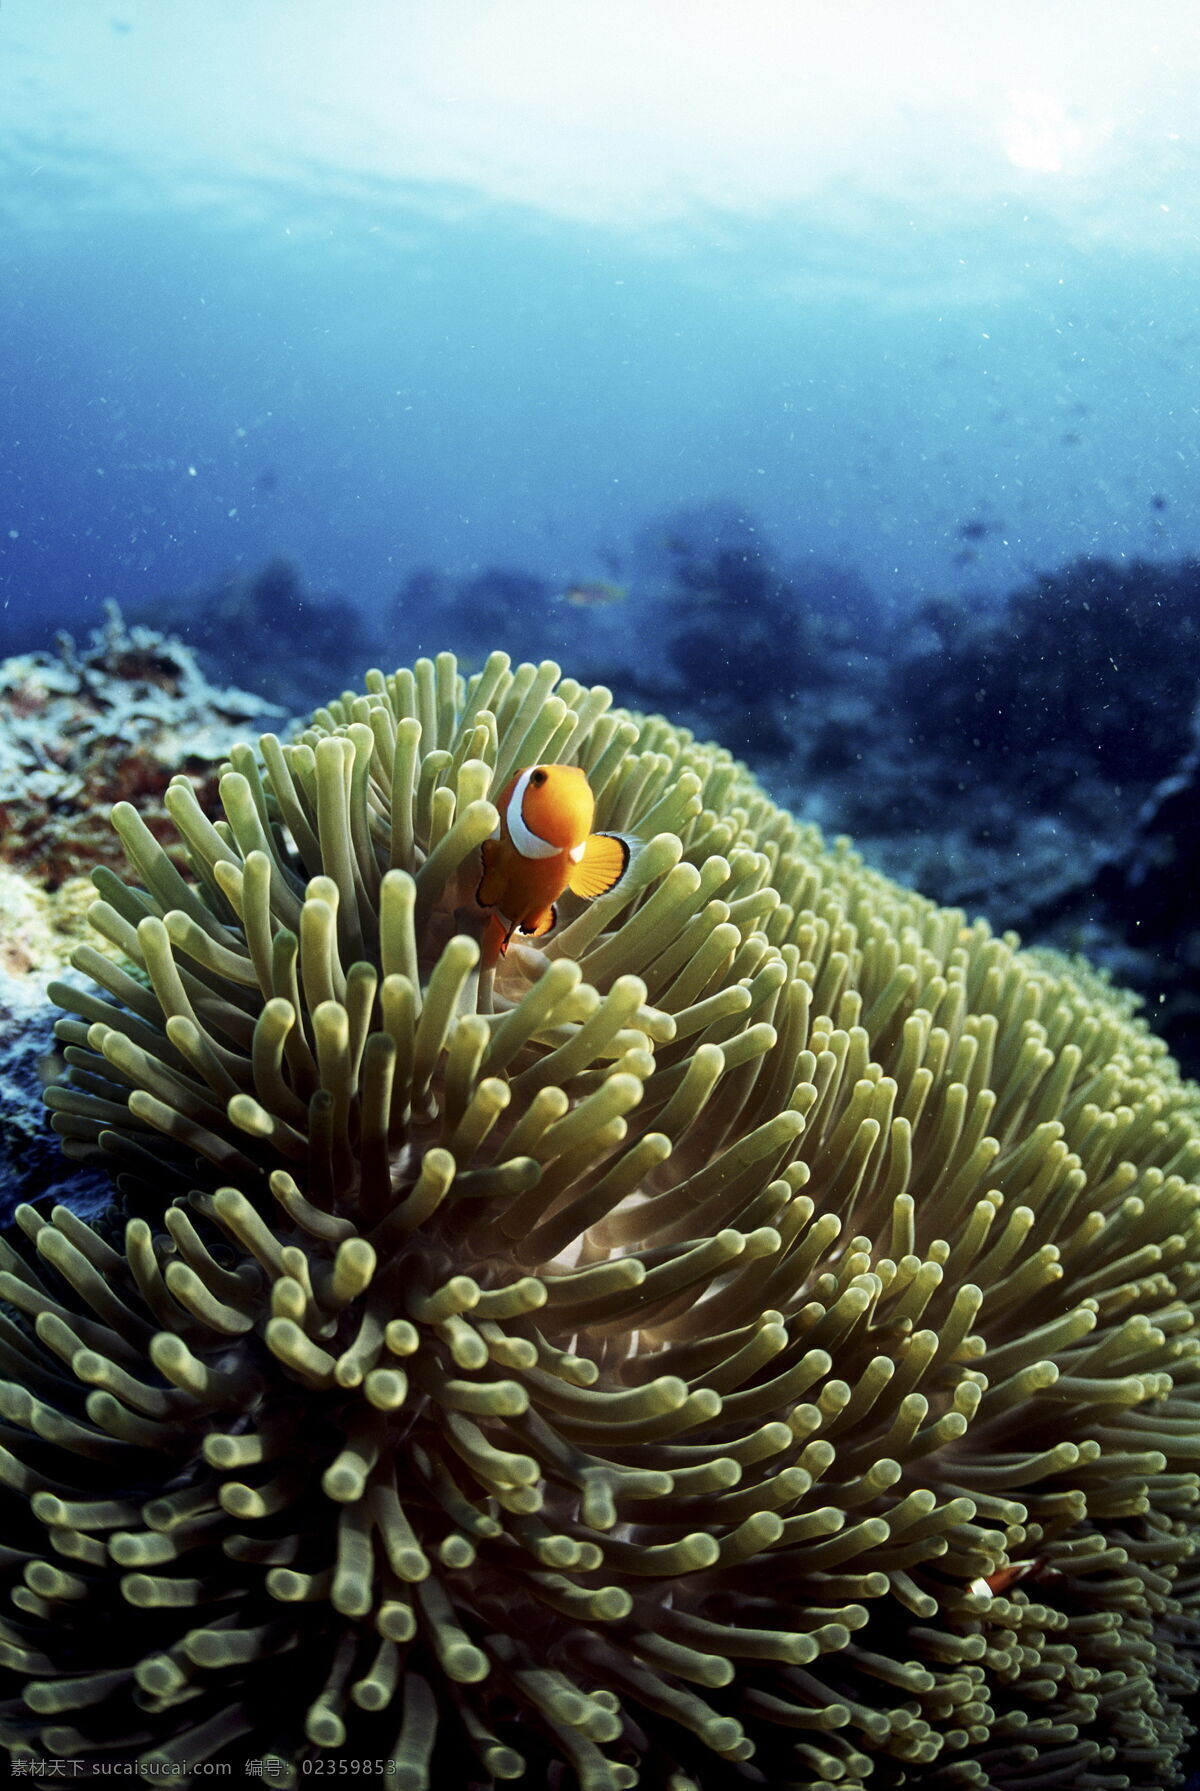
<box><xmin>3</xmin><ymin>4</ymin><xmax>1199</xmax><ymax>656</ymax></box>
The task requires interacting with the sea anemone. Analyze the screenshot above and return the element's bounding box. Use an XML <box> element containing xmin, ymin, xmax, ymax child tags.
<box><xmin>3</xmin><ymin>652</ymin><xmax>1199</xmax><ymax>1788</ymax></box>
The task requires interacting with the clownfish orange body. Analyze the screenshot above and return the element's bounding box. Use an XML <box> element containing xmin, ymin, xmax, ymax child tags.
<box><xmin>477</xmin><ymin>764</ymin><xmax>635</xmax><ymax>957</ymax></box>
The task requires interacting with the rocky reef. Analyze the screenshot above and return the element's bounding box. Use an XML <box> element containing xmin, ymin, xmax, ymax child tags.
<box><xmin>0</xmin><ymin>606</ymin><xmax>281</xmax><ymax>1216</ymax></box>
<box><xmin>0</xmin><ymin>602</ymin><xmax>281</xmax><ymax>891</ymax></box>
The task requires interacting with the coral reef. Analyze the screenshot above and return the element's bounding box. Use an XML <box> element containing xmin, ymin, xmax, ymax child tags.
<box><xmin>128</xmin><ymin>561</ymin><xmax>380</xmax><ymax>719</ymax></box>
<box><xmin>1098</xmin><ymin>739</ymin><xmax>1200</xmax><ymax>1072</ymax></box>
<box><xmin>391</xmin><ymin>567</ymin><xmax>561</xmax><ymax>673</ymax></box>
<box><xmin>660</xmin><ymin>514</ymin><xmax>811</xmax><ymax>757</ymax></box>
<box><xmin>0</xmin><ymin>868</ymin><xmax>112</xmax><ymax>1217</ymax></box>
<box><xmin>0</xmin><ymin>603</ymin><xmax>282</xmax><ymax>890</ymax></box>
<box><xmin>0</xmin><ymin>605</ymin><xmax>283</xmax><ymax>1215</ymax></box>
<box><xmin>891</xmin><ymin>557</ymin><xmax>1200</xmax><ymax>794</ymax></box>
<box><xmin>637</xmin><ymin>509</ymin><xmax>889</xmax><ymax>761</ymax></box>
<box><xmin>1015</xmin><ymin>719</ymin><xmax>1200</xmax><ymax>1081</ymax></box>
<box><xmin>2</xmin><ymin>653</ymin><xmax>1199</xmax><ymax>1787</ymax></box>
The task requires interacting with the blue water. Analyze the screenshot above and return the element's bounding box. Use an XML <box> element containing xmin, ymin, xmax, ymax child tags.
<box><xmin>3</xmin><ymin>3</ymin><xmax>1199</xmax><ymax>655</ymax></box>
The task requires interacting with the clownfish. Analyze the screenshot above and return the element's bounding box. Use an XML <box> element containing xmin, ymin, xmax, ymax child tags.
<box><xmin>477</xmin><ymin>764</ymin><xmax>635</xmax><ymax>956</ymax></box>
<box><xmin>969</xmin><ymin>1558</ymin><xmax>1047</xmax><ymax>1599</ymax></box>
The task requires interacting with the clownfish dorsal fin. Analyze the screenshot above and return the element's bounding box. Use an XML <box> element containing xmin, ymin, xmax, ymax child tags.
<box><xmin>567</xmin><ymin>832</ymin><xmax>636</xmax><ymax>901</ymax></box>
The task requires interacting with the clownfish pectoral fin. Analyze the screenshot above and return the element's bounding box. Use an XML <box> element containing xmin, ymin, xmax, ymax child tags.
<box><xmin>477</xmin><ymin>838</ymin><xmax>506</xmax><ymax>908</ymax></box>
<box><xmin>567</xmin><ymin>832</ymin><xmax>635</xmax><ymax>901</ymax></box>
<box><xmin>518</xmin><ymin>903</ymin><xmax>558</xmax><ymax>939</ymax></box>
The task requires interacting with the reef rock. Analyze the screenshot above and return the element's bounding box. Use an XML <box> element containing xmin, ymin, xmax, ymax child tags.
<box><xmin>0</xmin><ymin>600</ymin><xmax>282</xmax><ymax>889</ymax></box>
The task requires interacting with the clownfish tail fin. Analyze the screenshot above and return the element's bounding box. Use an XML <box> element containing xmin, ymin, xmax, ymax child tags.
<box><xmin>567</xmin><ymin>831</ymin><xmax>637</xmax><ymax>901</ymax></box>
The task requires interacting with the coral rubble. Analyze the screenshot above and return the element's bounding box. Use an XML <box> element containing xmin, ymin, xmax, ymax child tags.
<box><xmin>1</xmin><ymin>653</ymin><xmax>1199</xmax><ymax>1788</ymax></box>
<box><xmin>0</xmin><ymin>867</ymin><xmax>112</xmax><ymax>1216</ymax></box>
<box><xmin>0</xmin><ymin>604</ymin><xmax>283</xmax><ymax>1216</ymax></box>
<box><xmin>0</xmin><ymin>601</ymin><xmax>281</xmax><ymax>889</ymax></box>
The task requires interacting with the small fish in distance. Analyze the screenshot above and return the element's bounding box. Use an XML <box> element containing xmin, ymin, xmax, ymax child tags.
<box><xmin>557</xmin><ymin>579</ymin><xmax>628</xmax><ymax>607</ymax></box>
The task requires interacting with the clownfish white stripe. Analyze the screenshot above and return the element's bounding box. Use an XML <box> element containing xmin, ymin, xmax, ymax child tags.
<box><xmin>568</xmin><ymin>842</ymin><xmax>586</xmax><ymax>862</ymax></box>
<box><xmin>505</xmin><ymin>768</ymin><xmax>560</xmax><ymax>861</ymax></box>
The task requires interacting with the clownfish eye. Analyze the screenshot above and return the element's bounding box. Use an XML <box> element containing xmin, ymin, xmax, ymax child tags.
<box><xmin>529</xmin><ymin>769</ymin><xmax>548</xmax><ymax>786</ymax></box>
